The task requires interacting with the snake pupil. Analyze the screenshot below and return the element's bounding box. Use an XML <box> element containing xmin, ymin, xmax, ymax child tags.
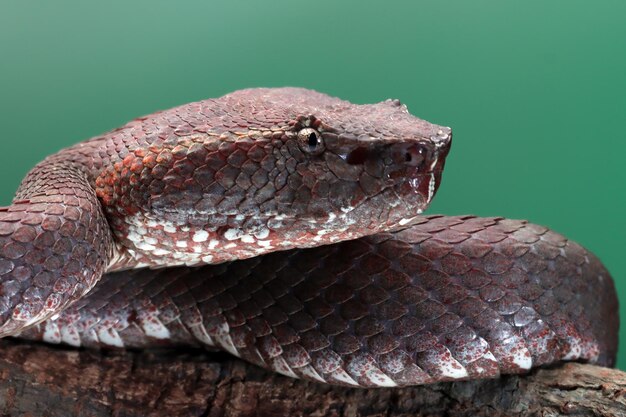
<box><xmin>308</xmin><ymin>132</ymin><xmax>318</xmax><ymax>148</ymax></box>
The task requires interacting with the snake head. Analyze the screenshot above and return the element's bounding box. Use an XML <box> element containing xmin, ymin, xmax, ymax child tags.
<box><xmin>100</xmin><ymin>87</ymin><xmax>453</xmax><ymax>267</ymax></box>
<box><xmin>244</xmin><ymin>88</ymin><xmax>452</xmax><ymax>240</ymax></box>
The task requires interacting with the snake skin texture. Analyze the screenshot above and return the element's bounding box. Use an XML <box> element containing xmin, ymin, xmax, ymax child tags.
<box><xmin>0</xmin><ymin>88</ymin><xmax>619</xmax><ymax>387</ymax></box>
<box><xmin>21</xmin><ymin>215</ymin><xmax>618</xmax><ymax>387</ymax></box>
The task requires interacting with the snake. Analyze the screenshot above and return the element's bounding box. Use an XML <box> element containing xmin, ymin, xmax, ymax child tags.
<box><xmin>0</xmin><ymin>88</ymin><xmax>618</xmax><ymax>387</ymax></box>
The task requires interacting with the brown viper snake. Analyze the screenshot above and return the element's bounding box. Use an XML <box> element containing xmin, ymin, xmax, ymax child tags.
<box><xmin>0</xmin><ymin>88</ymin><xmax>617</xmax><ymax>387</ymax></box>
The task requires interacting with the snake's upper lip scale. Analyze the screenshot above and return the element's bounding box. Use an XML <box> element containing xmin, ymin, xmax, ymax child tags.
<box><xmin>383</xmin><ymin>167</ymin><xmax>444</xmax><ymax>186</ymax></box>
<box><xmin>347</xmin><ymin>169</ymin><xmax>444</xmax><ymax>219</ymax></box>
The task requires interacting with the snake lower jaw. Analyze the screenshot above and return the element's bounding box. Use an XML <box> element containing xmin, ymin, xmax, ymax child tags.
<box><xmin>388</xmin><ymin>170</ymin><xmax>444</xmax><ymax>212</ymax></box>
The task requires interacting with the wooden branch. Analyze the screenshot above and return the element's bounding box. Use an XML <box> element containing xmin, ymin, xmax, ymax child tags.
<box><xmin>0</xmin><ymin>339</ymin><xmax>624</xmax><ymax>417</ymax></box>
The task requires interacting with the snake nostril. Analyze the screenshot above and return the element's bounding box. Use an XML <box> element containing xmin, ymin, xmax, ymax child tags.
<box><xmin>403</xmin><ymin>145</ymin><xmax>425</xmax><ymax>167</ymax></box>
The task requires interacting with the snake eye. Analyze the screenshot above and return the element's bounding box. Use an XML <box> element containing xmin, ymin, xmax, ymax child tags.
<box><xmin>297</xmin><ymin>128</ymin><xmax>325</xmax><ymax>155</ymax></box>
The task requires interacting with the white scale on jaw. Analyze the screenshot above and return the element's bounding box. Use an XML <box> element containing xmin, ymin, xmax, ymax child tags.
<box><xmin>396</xmin><ymin>173</ymin><xmax>435</xmax><ymax>226</ymax></box>
<box><xmin>122</xmin><ymin>216</ymin><xmax>290</xmax><ymax>266</ymax></box>
<box><xmin>115</xmin><ymin>212</ymin><xmax>278</xmax><ymax>268</ymax></box>
<box><xmin>116</xmin><ymin>205</ymin><xmax>389</xmax><ymax>270</ymax></box>
<box><xmin>427</xmin><ymin>172</ymin><xmax>436</xmax><ymax>204</ymax></box>
<box><xmin>116</xmin><ymin>192</ymin><xmax>437</xmax><ymax>270</ymax></box>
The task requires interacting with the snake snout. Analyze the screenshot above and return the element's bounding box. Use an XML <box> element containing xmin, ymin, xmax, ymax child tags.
<box><xmin>431</xmin><ymin>127</ymin><xmax>452</xmax><ymax>167</ymax></box>
<box><xmin>431</xmin><ymin>126</ymin><xmax>452</xmax><ymax>148</ymax></box>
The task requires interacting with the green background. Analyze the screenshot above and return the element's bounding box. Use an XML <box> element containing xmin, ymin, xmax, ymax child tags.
<box><xmin>1</xmin><ymin>2</ymin><xmax>624</xmax><ymax>367</ymax></box>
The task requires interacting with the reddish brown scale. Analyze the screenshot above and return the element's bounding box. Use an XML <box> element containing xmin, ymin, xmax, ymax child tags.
<box><xmin>18</xmin><ymin>215</ymin><xmax>618</xmax><ymax>387</ymax></box>
<box><xmin>0</xmin><ymin>88</ymin><xmax>618</xmax><ymax>387</ymax></box>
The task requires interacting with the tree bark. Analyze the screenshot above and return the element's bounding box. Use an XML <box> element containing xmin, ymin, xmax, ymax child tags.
<box><xmin>0</xmin><ymin>339</ymin><xmax>624</xmax><ymax>417</ymax></box>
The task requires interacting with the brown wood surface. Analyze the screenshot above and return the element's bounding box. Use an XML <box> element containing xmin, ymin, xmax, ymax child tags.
<box><xmin>0</xmin><ymin>339</ymin><xmax>624</xmax><ymax>417</ymax></box>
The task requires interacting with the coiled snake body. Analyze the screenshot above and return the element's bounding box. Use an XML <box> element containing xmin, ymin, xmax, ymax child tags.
<box><xmin>0</xmin><ymin>88</ymin><xmax>617</xmax><ymax>387</ymax></box>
